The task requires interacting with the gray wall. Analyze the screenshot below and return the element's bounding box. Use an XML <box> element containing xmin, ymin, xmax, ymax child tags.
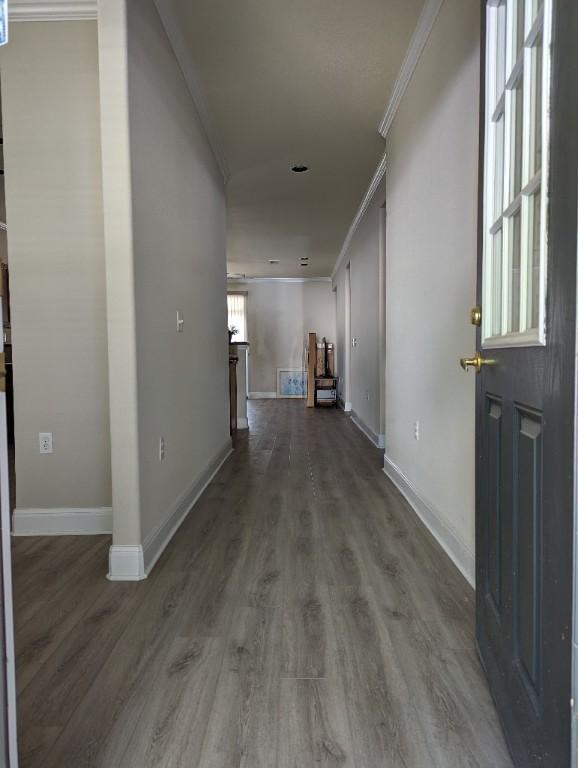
<box><xmin>384</xmin><ymin>0</ymin><xmax>480</xmax><ymax>578</ymax></box>
<box><xmin>332</xmin><ymin>0</ymin><xmax>480</xmax><ymax>581</ymax></box>
<box><xmin>1</xmin><ymin>21</ymin><xmax>111</xmax><ymax>511</ymax></box>
<box><xmin>334</xmin><ymin>178</ymin><xmax>385</xmax><ymax>440</ymax></box>
<box><xmin>228</xmin><ymin>281</ymin><xmax>336</xmax><ymax>396</ymax></box>
<box><xmin>127</xmin><ymin>0</ymin><xmax>229</xmax><ymax>544</ymax></box>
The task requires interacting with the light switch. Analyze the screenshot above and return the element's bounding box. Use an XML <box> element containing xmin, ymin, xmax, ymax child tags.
<box><xmin>176</xmin><ymin>311</ymin><xmax>184</xmax><ymax>332</ymax></box>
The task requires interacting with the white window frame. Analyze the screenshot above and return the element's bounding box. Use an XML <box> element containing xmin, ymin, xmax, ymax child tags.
<box><xmin>481</xmin><ymin>0</ymin><xmax>552</xmax><ymax>349</ymax></box>
<box><xmin>227</xmin><ymin>292</ymin><xmax>248</xmax><ymax>343</ymax></box>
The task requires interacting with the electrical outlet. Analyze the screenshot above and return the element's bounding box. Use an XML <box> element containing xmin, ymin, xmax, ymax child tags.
<box><xmin>39</xmin><ymin>432</ymin><xmax>53</xmax><ymax>454</ymax></box>
<box><xmin>159</xmin><ymin>436</ymin><xmax>165</xmax><ymax>462</ymax></box>
<box><xmin>413</xmin><ymin>421</ymin><xmax>420</xmax><ymax>441</ymax></box>
<box><xmin>176</xmin><ymin>311</ymin><xmax>184</xmax><ymax>333</ymax></box>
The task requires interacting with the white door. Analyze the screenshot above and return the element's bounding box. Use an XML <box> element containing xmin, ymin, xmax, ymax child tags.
<box><xmin>0</xmin><ymin>268</ymin><xmax>17</xmax><ymax>766</ymax></box>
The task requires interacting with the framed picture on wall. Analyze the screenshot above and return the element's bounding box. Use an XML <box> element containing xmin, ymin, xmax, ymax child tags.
<box><xmin>277</xmin><ymin>368</ymin><xmax>307</xmax><ymax>399</ymax></box>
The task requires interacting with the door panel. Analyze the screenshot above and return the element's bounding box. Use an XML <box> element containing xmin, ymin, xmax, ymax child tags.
<box><xmin>514</xmin><ymin>406</ymin><xmax>542</xmax><ymax>707</ymax></box>
<box><xmin>474</xmin><ymin>1</ymin><xmax>578</xmax><ymax>766</ymax></box>
<box><xmin>486</xmin><ymin>396</ymin><xmax>503</xmax><ymax>615</ymax></box>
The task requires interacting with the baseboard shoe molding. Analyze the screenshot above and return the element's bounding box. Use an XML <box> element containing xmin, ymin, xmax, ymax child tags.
<box><xmin>382</xmin><ymin>454</ymin><xmax>475</xmax><ymax>587</ymax></box>
<box><xmin>13</xmin><ymin>507</ymin><xmax>112</xmax><ymax>536</ymax></box>
<box><xmin>237</xmin><ymin>417</ymin><xmax>249</xmax><ymax>429</ymax></box>
<box><xmin>350</xmin><ymin>411</ymin><xmax>385</xmax><ymax>450</ymax></box>
<box><xmin>141</xmin><ymin>439</ymin><xmax>233</xmax><ymax>577</ymax></box>
<box><xmin>248</xmin><ymin>392</ymin><xmax>277</xmax><ymax>400</ymax></box>
<box><xmin>108</xmin><ymin>545</ymin><xmax>145</xmax><ymax>581</ymax></box>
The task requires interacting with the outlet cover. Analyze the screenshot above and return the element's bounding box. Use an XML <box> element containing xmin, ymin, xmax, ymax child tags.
<box><xmin>39</xmin><ymin>432</ymin><xmax>53</xmax><ymax>454</ymax></box>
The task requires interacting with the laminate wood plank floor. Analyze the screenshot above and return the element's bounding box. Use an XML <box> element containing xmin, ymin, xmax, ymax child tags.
<box><xmin>12</xmin><ymin>400</ymin><xmax>513</xmax><ymax>768</ymax></box>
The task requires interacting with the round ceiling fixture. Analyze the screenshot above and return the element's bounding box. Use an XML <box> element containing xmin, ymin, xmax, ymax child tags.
<box><xmin>291</xmin><ymin>164</ymin><xmax>309</xmax><ymax>173</ymax></box>
<box><xmin>269</xmin><ymin>259</ymin><xmax>280</xmax><ymax>264</ymax></box>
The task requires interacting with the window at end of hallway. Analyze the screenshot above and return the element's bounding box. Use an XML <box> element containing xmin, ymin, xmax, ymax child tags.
<box><xmin>227</xmin><ymin>293</ymin><xmax>248</xmax><ymax>342</ymax></box>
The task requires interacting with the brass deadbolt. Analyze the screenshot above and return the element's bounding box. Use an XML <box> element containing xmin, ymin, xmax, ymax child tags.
<box><xmin>470</xmin><ymin>306</ymin><xmax>482</xmax><ymax>326</ymax></box>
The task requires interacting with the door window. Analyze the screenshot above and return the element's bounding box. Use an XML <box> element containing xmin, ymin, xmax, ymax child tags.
<box><xmin>482</xmin><ymin>0</ymin><xmax>552</xmax><ymax>347</ymax></box>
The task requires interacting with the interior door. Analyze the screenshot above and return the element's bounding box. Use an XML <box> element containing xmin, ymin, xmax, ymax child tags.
<box><xmin>0</xmin><ymin>268</ymin><xmax>17</xmax><ymax>766</ymax></box>
<box><xmin>466</xmin><ymin>0</ymin><xmax>578</xmax><ymax>766</ymax></box>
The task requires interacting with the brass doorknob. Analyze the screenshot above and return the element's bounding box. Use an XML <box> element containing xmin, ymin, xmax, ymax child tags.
<box><xmin>460</xmin><ymin>352</ymin><xmax>494</xmax><ymax>373</ymax></box>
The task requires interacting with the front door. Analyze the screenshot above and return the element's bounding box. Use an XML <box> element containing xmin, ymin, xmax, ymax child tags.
<box><xmin>466</xmin><ymin>0</ymin><xmax>578</xmax><ymax>766</ymax></box>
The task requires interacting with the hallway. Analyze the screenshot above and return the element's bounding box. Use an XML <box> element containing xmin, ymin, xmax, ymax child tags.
<box><xmin>14</xmin><ymin>401</ymin><xmax>512</xmax><ymax>768</ymax></box>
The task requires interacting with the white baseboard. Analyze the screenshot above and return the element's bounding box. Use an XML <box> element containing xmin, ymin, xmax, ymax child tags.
<box><xmin>12</xmin><ymin>507</ymin><xmax>112</xmax><ymax>536</ymax></box>
<box><xmin>141</xmin><ymin>439</ymin><xmax>233</xmax><ymax>576</ymax></box>
<box><xmin>248</xmin><ymin>392</ymin><xmax>277</xmax><ymax>399</ymax></box>
<box><xmin>344</xmin><ymin>401</ymin><xmax>353</xmax><ymax>413</ymax></box>
<box><xmin>382</xmin><ymin>454</ymin><xmax>475</xmax><ymax>587</ymax></box>
<box><xmin>108</xmin><ymin>545</ymin><xmax>145</xmax><ymax>581</ymax></box>
<box><xmin>237</xmin><ymin>417</ymin><xmax>249</xmax><ymax>429</ymax></box>
<box><xmin>350</xmin><ymin>411</ymin><xmax>385</xmax><ymax>450</ymax></box>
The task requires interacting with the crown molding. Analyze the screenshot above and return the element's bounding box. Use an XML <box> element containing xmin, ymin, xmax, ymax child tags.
<box><xmin>152</xmin><ymin>0</ymin><xmax>229</xmax><ymax>183</ymax></box>
<box><xmin>331</xmin><ymin>151</ymin><xmax>387</xmax><ymax>282</ymax></box>
<box><xmin>331</xmin><ymin>0</ymin><xmax>444</xmax><ymax>282</ymax></box>
<box><xmin>227</xmin><ymin>277</ymin><xmax>332</xmax><ymax>284</ymax></box>
<box><xmin>378</xmin><ymin>0</ymin><xmax>445</xmax><ymax>137</ymax></box>
<box><xmin>8</xmin><ymin>1</ymin><xmax>97</xmax><ymax>20</ymax></box>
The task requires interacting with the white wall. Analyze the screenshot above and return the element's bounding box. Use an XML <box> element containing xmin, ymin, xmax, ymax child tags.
<box><xmin>384</xmin><ymin>0</ymin><xmax>480</xmax><ymax>581</ymax></box>
<box><xmin>1</xmin><ymin>22</ymin><xmax>111</xmax><ymax>514</ymax></box>
<box><xmin>333</xmin><ymin>178</ymin><xmax>385</xmax><ymax>441</ymax></box>
<box><xmin>228</xmin><ymin>281</ymin><xmax>336</xmax><ymax>396</ymax></box>
<box><xmin>126</xmin><ymin>0</ymin><xmax>230</xmax><ymax>548</ymax></box>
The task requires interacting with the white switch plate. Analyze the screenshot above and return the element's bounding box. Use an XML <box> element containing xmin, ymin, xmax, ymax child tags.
<box><xmin>413</xmin><ymin>421</ymin><xmax>420</xmax><ymax>441</ymax></box>
<box><xmin>176</xmin><ymin>311</ymin><xmax>184</xmax><ymax>333</ymax></box>
<box><xmin>39</xmin><ymin>432</ymin><xmax>53</xmax><ymax>454</ymax></box>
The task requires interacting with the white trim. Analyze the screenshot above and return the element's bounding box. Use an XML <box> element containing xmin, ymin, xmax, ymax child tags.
<box><xmin>152</xmin><ymin>0</ymin><xmax>229</xmax><ymax>182</ymax></box>
<box><xmin>12</xmin><ymin>507</ymin><xmax>112</xmax><ymax>536</ymax></box>
<box><xmin>237</xmin><ymin>417</ymin><xmax>248</xmax><ymax>430</ymax></box>
<box><xmin>331</xmin><ymin>153</ymin><xmax>387</xmax><ymax>282</ymax></box>
<box><xmin>0</xmin><ymin>392</ymin><xmax>17</xmax><ymax>767</ymax></box>
<box><xmin>383</xmin><ymin>454</ymin><xmax>475</xmax><ymax>587</ymax></box>
<box><xmin>142</xmin><ymin>439</ymin><xmax>232</xmax><ymax>575</ymax></box>
<box><xmin>248</xmin><ymin>391</ymin><xmax>277</xmax><ymax>399</ymax></box>
<box><xmin>338</xmin><ymin>398</ymin><xmax>353</xmax><ymax>413</ymax></box>
<box><xmin>108</xmin><ymin>545</ymin><xmax>145</xmax><ymax>581</ymax></box>
<box><xmin>9</xmin><ymin>1</ymin><xmax>97</xmax><ymax>20</ymax></box>
<box><xmin>228</xmin><ymin>277</ymin><xmax>332</xmax><ymax>284</ymax></box>
<box><xmin>350</xmin><ymin>410</ymin><xmax>385</xmax><ymax>450</ymax></box>
<box><xmin>378</xmin><ymin>0</ymin><xmax>445</xmax><ymax>137</ymax></box>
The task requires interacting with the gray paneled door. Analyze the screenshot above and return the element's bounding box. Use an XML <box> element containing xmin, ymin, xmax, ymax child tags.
<box><xmin>0</xmin><ymin>268</ymin><xmax>17</xmax><ymax>765</ymax></box>
<box><xmin>465</xmin><ymin>0</ymin><xmax>578</xmax><ymax>766</ymax></box>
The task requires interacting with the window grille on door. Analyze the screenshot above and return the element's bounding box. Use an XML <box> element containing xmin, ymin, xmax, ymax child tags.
<box><xmin>482</xmin><ymin>0</ymin><xmax>552</xmax><ymax>347</ymax></box>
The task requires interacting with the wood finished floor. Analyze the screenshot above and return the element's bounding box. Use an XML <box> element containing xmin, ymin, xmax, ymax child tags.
<box><xmin>13</xmin><ymin>400</ymin><xmax>513</xmax><ymax>768</ymax></box>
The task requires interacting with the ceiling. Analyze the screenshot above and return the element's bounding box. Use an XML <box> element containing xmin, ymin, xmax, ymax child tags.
<box><xmin>161</xmin><ymin>0</ymin><xmax>424</xmax><ymax>277</ymax></box>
